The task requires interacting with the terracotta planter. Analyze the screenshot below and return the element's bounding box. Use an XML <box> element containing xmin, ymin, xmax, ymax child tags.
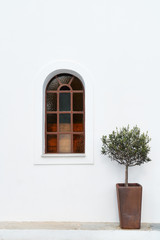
<box><xmin>116</xmin><ymin>183</ymin><xmax>142</xmax><ymax>229</ymax></box>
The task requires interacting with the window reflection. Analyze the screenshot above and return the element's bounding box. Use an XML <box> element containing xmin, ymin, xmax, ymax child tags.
<box><xmin>59</xmin><ymin>134</ymin><xmax>71</xmax><ymax>153</ymax></box>
<box><xmin>73</xmin><ymin>93</ymin><xmax>83</xmax><ymax>111</ymax></box>
<box><xmin>73</xmin><ymin>135</ymin><xmax>84</xmax><ymax>153</ymax></box>
<box><xmin>47</xmin><ymin>114</ymin><xmax>57</xmax><ymax>132</ymax></box>
<box><xmin>59</xmin><ymin>93</ymin><xmax>70</xmax><ymax>111</ymax></box>
<box><xmin>59</xmin><ymin>114</ymin><xmax>71</xmax><ymax>132</ymax></box>
<box><xmin>73</xmin><ymin>114</ymin><xmax>83</xmax><ymax>132</ymax></box>
<box><xmin>47</xmin><ymin>135</ymin><xmax>57</xmax><ymax>153</ymax></box>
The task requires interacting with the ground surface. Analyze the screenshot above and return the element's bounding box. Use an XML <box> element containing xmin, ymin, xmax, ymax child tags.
<box><xmin>0</xmin><ymin>222</ymin><xmax>159</xmax><ymax>240</ymax></box>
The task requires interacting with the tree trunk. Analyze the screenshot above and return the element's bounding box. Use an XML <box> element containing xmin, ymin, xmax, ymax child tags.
<box><xmin>125</xmin><ymin>165</ymin><xmax>128</xmax><ymax>187</ymax></box>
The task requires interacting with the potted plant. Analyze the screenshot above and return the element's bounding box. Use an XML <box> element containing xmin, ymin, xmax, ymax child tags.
<box><xmin>101</xmin><ymin>125</ymin><xmax>151</xmax><ymax>229</ymax></box>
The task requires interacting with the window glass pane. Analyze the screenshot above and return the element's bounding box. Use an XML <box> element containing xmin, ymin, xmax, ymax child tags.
<box><xmin>47</xmin><ymin>135</ymin><xmax>57</xmax><ymax>153</ymax></box>
<box><xmin>59</xmin><ymin>114</ymin><xmax>71</xmax><ymax>132</ymax></box>
<box><xmin>47</xmin><ymin>78</ymin><xmax>59</xmax><ymax>90</ymax></box>
<box><xmin>73</xmin><ymin>114</ymin><xmax>83</xmax><ymax>132</ymax></box>
<box><xmin>47</xmin><ymin>114</ymin><xmax>57</xmax><ymax>132</ymax></box>
<box><xmin>73</xmin><ymin>93</ymin><xmax>83</xmax><ymax>111</ymax></box>
<box><xmin>59</xmin><ymin>93</ymin><xmax>70</xmax><ymax>111</ymax></box>
<box><xmin>73</xmin><ymin>135</ymin><xmax>84</xmax><ymax>153</ymax></box>
<box><xmin>71</xmin><ymin>77</ymin><xmax>83</xmax><ymax>90</ymax></box>
<box><xmin>60</xmin><ymin>86</ymin><xmax>70</xmax><ymax>91</ymax></box>
<box><xmin>58</xmin><ymin>74</ymin><xmax>72</xmax><ymax>84</ymax></box>
<box><xmin>59</xmin><ymin>134</ymin><xmax>71</xmax><ymax>153</ymax></box>
<box><xmin>47</xmin><ymin>93</ymin><xmax>57</xmax><ymax>111</ymax></box>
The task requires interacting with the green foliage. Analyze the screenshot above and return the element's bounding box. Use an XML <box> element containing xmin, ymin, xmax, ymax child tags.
<box><xmin>101</xmin><ymin>125</ymin><xmax>151</xmax><ymax>167</ymax></box>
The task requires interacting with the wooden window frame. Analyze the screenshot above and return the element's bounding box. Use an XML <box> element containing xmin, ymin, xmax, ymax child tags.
<box><xmin>45</xmin><ymin>74</ymin><xmax>85</xmax><ymax>154</ymax></box>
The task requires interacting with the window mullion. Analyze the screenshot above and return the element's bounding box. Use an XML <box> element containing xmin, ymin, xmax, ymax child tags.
<box><xmin>71</xmin><ymin>90</ymin><xmax>73</xmax><ymax>153</ymax></box>
<box><xmin>45</xmin><ymin>89</ymin><xmax>47</xmax><ymax>153</ymax></box>
<box><xmin>57</xmin><ymin>91</ymin><xmax>59</xmax><ymax>153</ymax></box>
<box><xmin>69</xmin><ymin>76</ymin><xmax>74</xmax><ymax>85</ymax></box>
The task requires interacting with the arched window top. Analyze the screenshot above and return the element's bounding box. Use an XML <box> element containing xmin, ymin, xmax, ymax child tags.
<box><xmin>60</xmin><ymin>86</ymin><xmax>70</xmax><ymax>91</ymax></box>
<box><xmin>47</xmin><ymin>73</ymin><xmax>84</xmax><ymax>91</ymax></box>
<box><xmin>45</xmin><ymin>73</ymin><xmax>85</xmax><ymax>154</ymax></box>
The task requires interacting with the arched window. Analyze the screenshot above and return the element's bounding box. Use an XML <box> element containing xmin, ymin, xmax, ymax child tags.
<box><xmin>45</xmin><ymin>73</ymin><xmax>85</xmax><ymax>154</ymax></box>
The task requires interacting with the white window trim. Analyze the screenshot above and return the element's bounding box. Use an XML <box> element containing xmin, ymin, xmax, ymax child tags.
<box><xmin>34</xmin><ymin>61</ymin><xmax>94</xmax><ymax>165</ymax></box>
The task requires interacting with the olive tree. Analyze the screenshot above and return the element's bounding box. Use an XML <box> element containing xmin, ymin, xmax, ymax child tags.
<box><xmin>101</xmin><ymin>126</ymin><xmax>151</xmax><ymax>187</ymax></box>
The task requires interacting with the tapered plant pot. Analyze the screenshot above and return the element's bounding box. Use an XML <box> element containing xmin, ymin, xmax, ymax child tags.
<box><xmin>116</xmin><ymin>183</ymin><xmax>142</xmax><ymax>229</ymax></box>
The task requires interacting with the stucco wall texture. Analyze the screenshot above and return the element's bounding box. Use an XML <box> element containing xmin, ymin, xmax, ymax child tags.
<box><xmin>0</xmin><ymin>0</ymin><xmax>159</xmax><ymax>222</ymax></box>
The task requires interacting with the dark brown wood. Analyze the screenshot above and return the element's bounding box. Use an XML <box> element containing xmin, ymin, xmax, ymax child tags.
<box><xmin>57</xmin><ymin>91</ymin><xmax>59</xmax><ymax>153</ymax></box>
<box><xmin>45</xmin><ymin>73</ymin><xmax>85</xmax><ymax>154</ymax></box>
<box><xmin>47</xmin><ymin>111</ymin><xmax>84</xmax><ymax>114</ymax></box>
<box><xmin>83</xmin><ymin>89</ymin><xmax>85</xmax><ymax>153</ymax></box>
<box><xmin>57</xmin><ymin>84</ymin><xmax>72</xmax><ymax>91</ymax></box>
<box><xmin>47</xmin><ymin>90</ymin><xmax>84</xmax><ymax>93</ymax></box>
<box><xmin>116</xmin><ymin>183</ymin><xmax>142</xmax><ymax>229</ymax></box>
<box><xmin>47</xmin><ymin>132</ymin><xmax>84</xmax><ymax>134</ymax></box>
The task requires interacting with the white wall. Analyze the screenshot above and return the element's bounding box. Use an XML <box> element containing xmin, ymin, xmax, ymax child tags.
<box><xmin>0</xmin><ymin>0</ymin><xmax>160</xmax><ymax>222</ymax></box>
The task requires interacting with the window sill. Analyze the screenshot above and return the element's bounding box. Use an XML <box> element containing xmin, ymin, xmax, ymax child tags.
<box><xmin>41</xmin><ymin>153</ymin><xmax>86</xmax><ymax>158</ymax></box>
<box><xmin>34</xmin><ymin>153</ymin><xmax>94</xmax><ymax>165</ymax></box>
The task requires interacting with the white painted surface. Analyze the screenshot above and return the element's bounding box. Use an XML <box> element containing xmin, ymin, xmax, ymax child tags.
<box><xmin>0</xmin><ymin>0</ymin><xmax>160</xmax><ymax>223</ymax></box>
<box><xmin>0</xmin><ymin>229</ymin><xmax>159</xmax><ymax>240</ymax></box>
